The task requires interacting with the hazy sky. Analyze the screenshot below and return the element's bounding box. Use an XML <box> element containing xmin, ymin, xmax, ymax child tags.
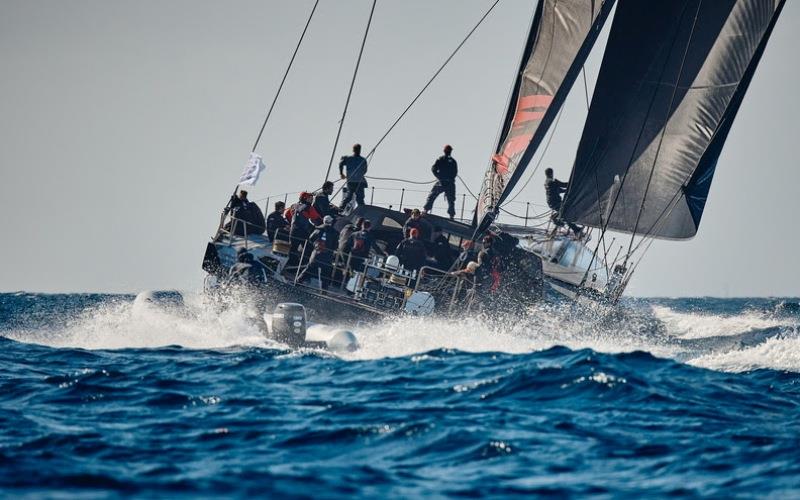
<box><xmin>1</xmin><ymin>0</ymin><xmax>798</xmax><ymax>297</ymax></box>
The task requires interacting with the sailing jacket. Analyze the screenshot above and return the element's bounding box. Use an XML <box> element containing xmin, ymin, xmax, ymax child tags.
<box><xmin>347</xmin><ymin>229</ymin><xmax>381</xmax><ymax>259</ymax></box>
<box><xmin>313</xmin><ymin>193</ymin><xmax>338</xmax><ymax>217</ymax></box>
<box><xmin>266</xmin><ymin>210</ymin><xmax>289</xmax><ymax>240</ymax></box>
<box><xmin>285</xmin><ymin>202</ymin><xmax>322</xmax><ymax>239</ymax></box>
<box><xmin>432</xmin><ymin>234</ymin><xmax>455</xmax><ymax>270</ymax></box>
<box><xmin>339</xmin><ymin>154</ymin><xmax>368</xmax><ymax>183</ymax></box>
<box><xmin>545</xmin><ymin>178</ymin><xmax>569</xmax><ymax>210</ymax></box>
<box><xmin>230</xmin><ymin>200</ymin><xmax>266</xmax><ymax>236</ymax></box>
<box><xmin>431</xmin><ymin>155</ymin><xmax>458</xmax><ymax>184</ymax></box>
<box><xmin>308</xmin><ymin>225</ymin><xmax>339</xmax><ymax>262</ymax></box>
<box><xmin>403</xmin><ymin>216</ymin><xmax>432</xmax><ymax>240</ymax></box>
<box><xmin>395</xmin><ymin>237</ymin><xmax>427</xmax><ymax>272</ymax></box>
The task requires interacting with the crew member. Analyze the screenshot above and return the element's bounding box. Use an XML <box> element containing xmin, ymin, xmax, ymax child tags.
<box><xmin>431</xmin><ymin>226</ymin><xmax>456</xmax><ymax>270</ymax></box>
<box><xmin>266</xmin><ymin>200</ymin><xmax>289</xmax><ymax>241</ymax></box>
<box><xmin>457</xmin><ymin>239</ymin><xmax>478</xmax><ymax>268</ymax></box>
<box><xmin>227</xmin><ymin>189</ymin><xmax>248</xmax><ymax>212</ymax></box>
<box><xmin>346</xmin><ymin>219</ymin><xmax>385</xmax><ymax>273</ymax></box>
<box><xmin>423</xmin><ymin>145</ymin><xmax>458</xmax><ymax>220</ymax></box>
<box><xmin>403</xmin><ymin>208</ymin><xmax>432</xmax><ymax>240</ymax></box>
<box><xmin>395</xmin><ymin>228</ymin><xmax>427</xmax><ymax>273</ymax></box>
<box><xmin>334</xmin><ymin>216</ymin><xmax>365</xmax><ymax>285</ymax></box>
<box><xmin>339</xmin><ymin>143</ymin><xmax>368</xmax><ymax>208</ymax></box>
<box><xmin>313</xmin><ymin>181</ymin><xmax>339</xmax><ymax>218</ymax></box>
<box><xmin>298</xmin><ymin>216</ymin><xmax>339</xmax><ymax>289</ymax></box>
<box><xmin>227</xmin><ymin>190</ymin><xmax>266</xmax><ymax>236</ymax></box>
<box><xmin>475</xmin><ymin>234</ymin><xmax>502</xmax><ymax>293</ymax></box>
<box><xmin>285</xmin><ymin>192</ymin><xmax>322</xmax><ymax>266</ymax></box>
<box><xmin>544</xmin><ymin>168</ymin><xmax>583</xmax><ymax>236</ymax></box>
<box><xmin>450</xmin><ymin>261</ymin><xmax>479</xmax><ymax>302</ymax></box>
<box><xmin>338</xmin><ymin>217</ymin><xmax>365</xmax><ymax>256</ymax></box>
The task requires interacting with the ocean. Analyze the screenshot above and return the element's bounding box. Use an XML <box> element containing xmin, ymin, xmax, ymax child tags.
<box><xmin>1</xmin><ymin>292</ymin><xmax>799</xmax><ymax>497</ymax></box>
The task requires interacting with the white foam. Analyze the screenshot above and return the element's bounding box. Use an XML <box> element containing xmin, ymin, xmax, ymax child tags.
<box><xmin>689</xmin><ymin>334</ymin><xmax>800</xmax><ymax>373</ymax></box>
<box><xmin>344</xmin><ymin>304</ymin><xmax>673</xmax><ymax>362</ymax></box>
<box><xmin>7</xmin><ymin>292</ymin><xmax>800</xmax><ymax>373</ymax></box>
<box><xmin>651</xmin><ymin>305</ymin><xmax>786</xmax><ymax>340</ymax></box>
<box><xmin>345</xmin><ymin>315</ymin><xmax>531</xmax><ymax>361</ymax></box>
<box><xmin>8</xmin><ymin>292</ymin><xmax>269</xmax><ymax>350</ymax></box>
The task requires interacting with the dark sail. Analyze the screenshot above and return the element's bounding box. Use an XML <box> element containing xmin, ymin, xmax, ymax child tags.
<box><xmin>561</xmin><ymin>0</ymin><xmax>786</xmax><ymax>239</ymax></box>
<box><xmin>476</xmin><ymin>0</ymin><xmax>615</xmax><ymax>229</ymax></box>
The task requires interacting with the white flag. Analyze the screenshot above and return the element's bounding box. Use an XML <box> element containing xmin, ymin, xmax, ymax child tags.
<box><xmin>238</xmin><ymin>153</ymin><xmax>266</xmax><ymax>186</ymax></box>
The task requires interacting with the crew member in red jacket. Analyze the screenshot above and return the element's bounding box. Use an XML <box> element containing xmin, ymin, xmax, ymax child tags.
<box><xmin>285</xmin><ymin>192</ymin><xmax>322</xmax><ymax>267</ymax></box>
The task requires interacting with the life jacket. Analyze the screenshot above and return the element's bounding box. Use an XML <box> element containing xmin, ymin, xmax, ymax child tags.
<box><xmin>287</xmin><ymin>202</ymin><xmax>321</xmax><ymax>236</ymax></box>
<box><xmin>350</xmin><ymin>230</ymin><xmax>370</xmax><ymax>257</ymax></box>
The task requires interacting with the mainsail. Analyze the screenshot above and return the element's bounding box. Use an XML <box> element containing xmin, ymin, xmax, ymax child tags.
<box><xmin>561</xmin><ymin>0</ymin><xmax>786</xmax><ymax>239</ymax></box>
<box><xmin>476</xmin><ymin>0</ymin><xmax>615</xmax><ymax>229</ymax></box>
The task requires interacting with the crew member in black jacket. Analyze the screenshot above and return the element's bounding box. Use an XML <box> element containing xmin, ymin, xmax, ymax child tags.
<box><xmin>423</xmin><ymin>145</ymin><xmax>458</xmax><ymax>220</ymax></box>
<box><xmin>266</xmin><ymin>201</ymin><xmax>289</xmax><ymax>241</ymax></box>
<box><xmin>313</xmin><ymin>181</ymin><xmax>339</xmax><ymax>218</ymax></box>
<box><xmin>544</xmin><ymin>168</ymin><xmax>583</xmax><ymax>236</ymax></box>
<box><xmin>395</xmin><ymin>228</ymin><xmax>427</xmax><ymax>273</ymax></box>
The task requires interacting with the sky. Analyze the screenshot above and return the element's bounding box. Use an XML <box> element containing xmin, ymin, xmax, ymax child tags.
<box><xmin>0</xmin><ymin>0</ymin><xmax>798</xmax><ymax>297</ymax></box>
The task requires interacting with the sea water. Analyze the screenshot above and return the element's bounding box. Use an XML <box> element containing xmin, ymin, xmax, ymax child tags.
<box><xmin>1</xmin><ymin>292</ymin><xmax>799</xmax><ymax>496</ymax></box>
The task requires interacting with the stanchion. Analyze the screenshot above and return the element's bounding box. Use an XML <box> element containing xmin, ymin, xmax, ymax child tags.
<box><xmin>525</xmin><ymin>202</ymin><xmax>530</xmax><ymax>227</ymax></box>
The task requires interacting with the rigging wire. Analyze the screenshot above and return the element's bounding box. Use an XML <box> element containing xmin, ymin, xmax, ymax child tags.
<box><xmin>323</xmin><ymin>0</ymin><xmax>377</xmax><ymax>182</ymax></box>
<box><xmin>584</xmin><ymin>62</ymin><xmax>613</xmax><ymax>276</ymax></box>
<box><xmin>455</xmin><ymin>175</ymin><xmax>549</xmax><ymax>222</ymax></box>
<box><xmin>364</xmin><ymin>0</ymin><xmax>502</xmax><ymax>161</ymax></box>
<box><xmin>581</xmin><ymin>65</ymin><xmax>590</xmax><ymax>110</ymax></box>
<box><xmin>364</xmin><ymin>175</ymin><xmax>434</xmax><ymax>185</ymax></box>
<box><xmin>329</xmin><ymin>0</ymin><xmax>502</xmax><ymax>201</ymax></box>
<box><xmin>224</xmin><ymin>0</ymin><xmax>319</xmax><ymax>208</ymax></box>
<box><xmin>251</xmin><ymin>0</ymin><xmax>319</xmax><ymax>153</ymax></box>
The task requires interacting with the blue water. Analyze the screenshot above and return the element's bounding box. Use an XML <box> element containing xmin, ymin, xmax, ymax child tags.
<box><xmin>2</xmin><ymin>293</ymin><xmax>800</xmax><ymax>497</ymax></box>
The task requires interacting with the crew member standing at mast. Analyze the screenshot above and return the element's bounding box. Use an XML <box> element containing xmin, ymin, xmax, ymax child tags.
<box><xmin>339</xmin><ymin>143</ymin><xmax>368</xmax><ymax>209</ymax></box>
<box><xmin>423</xmin><ymin>145</ymin><xmax>458</xmax><ymax>220</ymax></box>
<box><xmin>544</xmin><ymin>168</ymin><xmax>583</xmax><ymax>236</ymax></box>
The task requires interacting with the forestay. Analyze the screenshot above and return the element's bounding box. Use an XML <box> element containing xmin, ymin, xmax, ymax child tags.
<box><xmin>561</xmin><ymin>0</ymin><xmax>786</xmax><ymax>239</ymax></box>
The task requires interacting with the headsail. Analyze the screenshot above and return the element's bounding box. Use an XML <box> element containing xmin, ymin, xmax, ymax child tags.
<box><xmin>476</xmin><ymin>0</ymin><xmax>616</xmax><ymax>229</ymax></box>
<box><xmin>561</xmin><ymin>0</ymin><xmax>786</xmax><ymax>239</ymax></box>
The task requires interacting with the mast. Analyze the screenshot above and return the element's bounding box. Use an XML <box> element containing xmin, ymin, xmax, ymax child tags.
<box><xmin>561</xmin><ymin>0</ymin><xmax>786</xmax><ymax>240</ymax></box>
<box><xmin>475</xmin><ymin>0</ymin><xmax>616</xmax><ymax>231</ymax></box>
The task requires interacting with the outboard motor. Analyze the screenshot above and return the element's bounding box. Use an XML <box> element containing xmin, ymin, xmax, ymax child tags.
<box><xmin>265</xmin><ymin>303</ymin><xmax>307</xmax><ymax>347</ymax></box>
<box><xmin>264</xmin><ymin>302</ymin><xmax>360</xmax><ymax>352</ymax></box>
